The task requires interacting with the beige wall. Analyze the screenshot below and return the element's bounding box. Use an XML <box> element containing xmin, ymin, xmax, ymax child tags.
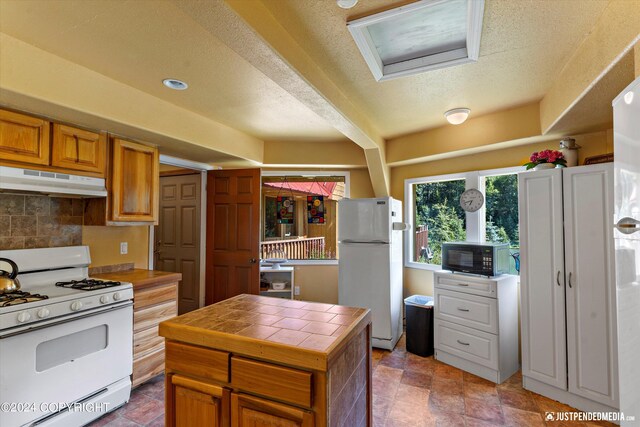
<box><xmin>83</xmin><ymin>226</ymin><xmax>149</xmax><ymax>268</ymax></box>
<box><xmin>392</xmin><ymin>130</ymin><xmax>612</xmax><ymax>297</ymax></box>
<box><xmin>636</xmin><ymin>42</ymin><xmax>640</xmax><ymax>78</ymax></box>
<box><xmin>386</xmin><ymin>103</ymin><xmax>542</xmax><ymax>165</ymax></box>
<box><xmin>263</xmin><ymin>140</ymin><xmax>367</xmax><ymax>168</ymax></box>
<box><xmin>348</xmin><ymin>168</ymin><xmax>376</xmax><ymax>199</ymax></box>
<box><xmin>293</xmin><ymin>265</ymin><xmax>339</xmax><ymax>304</ymax></box>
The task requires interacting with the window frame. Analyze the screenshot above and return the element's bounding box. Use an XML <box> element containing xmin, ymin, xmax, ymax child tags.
<box><xmin>404</xmin><ymin>166</ymin><xmax>523</xmax><ymax>271</ymax></box>
<box><xmin>260</xmin><ymin>170</ymin><xmax>350</xmax><ymax>266</ymax></box>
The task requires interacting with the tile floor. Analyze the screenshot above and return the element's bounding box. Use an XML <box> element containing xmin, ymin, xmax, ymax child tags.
<box><xmin>89</xmin><ymin>335</ymin><xmax>614</xmax><ymax>426</ymax></box>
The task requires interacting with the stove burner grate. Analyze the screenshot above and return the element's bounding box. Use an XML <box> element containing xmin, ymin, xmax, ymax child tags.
<box><xmin>0</xmin><ymin>291</ymin><xmax>49</xmax><ymax>307</ymax></box>
<box><xmin>55</xmin><ymin>279</ymin><xmax>122</xmax><ymax>291</ymax></box>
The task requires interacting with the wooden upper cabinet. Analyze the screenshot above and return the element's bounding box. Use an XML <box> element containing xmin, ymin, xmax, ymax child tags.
<box><xmin>51</xmin><ymin>124</ymin><xmax>106</xmax><ymax>176</ymax></box>
<box><xmin>0</xmin><ymin>109</ymin><xmax>50</xmax><ymax>166</ymax></box>
<box><xmin>111</xmin><ymin>138</ymin><xmax>159</xmax><ymax>223</ymax></box>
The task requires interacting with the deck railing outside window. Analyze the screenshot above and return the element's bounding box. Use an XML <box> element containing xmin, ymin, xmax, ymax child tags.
<box><xmin>414</xmin><ymin>225</ymin><xmax>430</xmax><ymax>262</ymax></box>
<box><xmin>261</xmin><ymin>237</ymin><xmax>326</xmax><ymax>260</ymax></box>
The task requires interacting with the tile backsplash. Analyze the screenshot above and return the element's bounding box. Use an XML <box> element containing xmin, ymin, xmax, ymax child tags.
<box><xmin>0</xmin><ymin>194</ymin><xmax>84</xmax><ymax>250</ymax></box>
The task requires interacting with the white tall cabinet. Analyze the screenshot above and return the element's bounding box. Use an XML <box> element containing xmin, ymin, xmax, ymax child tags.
<box><xmin>519</xmin><ymin>164</ymin><xmax>619</xmax><ymax>413</ymax></box>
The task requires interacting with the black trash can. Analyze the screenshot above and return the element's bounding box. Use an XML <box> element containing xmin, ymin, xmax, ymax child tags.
<box><xmin>404</xmin><ymin>295</ymin><xmax>434</xmax><ymax>357</ymax></box>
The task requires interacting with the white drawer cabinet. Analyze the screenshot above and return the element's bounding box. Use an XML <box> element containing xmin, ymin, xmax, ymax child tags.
<box><xmin>434</xmin><ymin>271</ymin><xmax>518</xmax><ymax>384</ymax></box>
<box><xmin>435</xmin><ymin>289</ymin><xmax>497</xmax><ymax>334</ymax></box>
<box><xmin>435</xmin><ymin>319</ymin><xmax>499</xmax><ymax>370</ymax></box>
<box><xmin>434</xmin><ymin>273</ymin><xmax>497</xmax><ymax>297</ymax></box>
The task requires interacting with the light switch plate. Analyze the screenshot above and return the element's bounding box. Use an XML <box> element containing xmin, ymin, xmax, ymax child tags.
<box><xmin>120</xmin><ymin>242</ymin><xmax>128</xmax><ymax>255</ymax></box>
<box><xmin>294</xmin><ymin>286</ymin><xmax>300</xmax><ymax>296</ymax></box>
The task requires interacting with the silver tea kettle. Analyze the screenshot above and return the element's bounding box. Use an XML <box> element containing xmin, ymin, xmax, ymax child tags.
<box><xmin>0</xmin><ymin>258</ymin><xmax>20</xmax><ymax>294</ymax></box>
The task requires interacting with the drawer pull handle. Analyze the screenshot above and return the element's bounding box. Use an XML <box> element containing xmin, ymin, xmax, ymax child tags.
<box><xmin>457</xmin><ymin>307</ymin><xmax>470</xmax><ymax>312</ymax></box>
<box><xmin>456</xmin><ymin>340</ymin><xmax>470</xmax><ymax>346</ymax></box>
<box><xmin>457</xmin><ymin>283</ymin><xmax>469</xmax><ymax>287</ymax></box>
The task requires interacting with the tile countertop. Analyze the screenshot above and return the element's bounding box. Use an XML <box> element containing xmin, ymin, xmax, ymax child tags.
<box><xmin>92</xmin><ymin>268</ymin><xmax>182</xmax><ymax>290</ymax></box>
<box><xmin>158</xmin><ymin>294</ymin><xmax>371</xmax><ymax>372</ymax></box>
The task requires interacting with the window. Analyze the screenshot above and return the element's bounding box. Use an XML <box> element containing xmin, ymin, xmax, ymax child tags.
<box><xmin>261</xmin><ymin>172</ymin><xmax>349</xmax><ymax>262</ymax></box>
<box><xmin>413</xmin><ymin>178</ymin><xmax>466</xmax><ymax>265</ymax></box>
<box><xmin>405</xmin><ymin>167</ymin><xmax>522</xmax><ymax>272</ymax></box>
<box><xmin>483</xmin><ymin>172</ymin><xmax>520</xmax><ymax>274</ymax></box>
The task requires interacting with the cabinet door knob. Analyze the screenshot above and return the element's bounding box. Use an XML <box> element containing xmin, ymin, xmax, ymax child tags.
<box><xmin>249</xmin><ymin>258</ymin><xmax>257</xmax><ymax>264</ymax></box>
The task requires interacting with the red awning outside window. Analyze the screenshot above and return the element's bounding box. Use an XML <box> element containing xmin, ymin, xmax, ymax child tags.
<box><xmin>263</xmin><ymin>181</ymin><xmax>337</xmax><ymax>197</ymax></box>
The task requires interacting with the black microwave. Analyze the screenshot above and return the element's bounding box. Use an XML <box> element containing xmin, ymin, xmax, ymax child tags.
<box><xmin>441</xmin><ymin>242</ymin><xmax>510</xmax><ymax>277</ymax></box>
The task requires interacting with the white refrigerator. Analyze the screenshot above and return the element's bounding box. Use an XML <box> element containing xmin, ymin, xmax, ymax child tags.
<box><xmin>612</xmin><ymin>76</ymin><xmax>640</xmax><ymax>426</ymax></box>
<box><xmin>338</xmin><ymin>197</ymin><xmax>407</xmax><ymax>350</ymax></box>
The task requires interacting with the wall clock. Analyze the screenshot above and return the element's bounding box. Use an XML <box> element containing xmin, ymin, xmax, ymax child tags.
<box><xmin>459</xmin><ymin>188</ymin><xmax>484</xmax><ymax>212</ymax></box>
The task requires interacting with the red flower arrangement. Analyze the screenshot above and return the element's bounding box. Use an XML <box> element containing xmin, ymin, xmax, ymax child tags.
<box><xmin>523</xmin><ymin>149</ymin><xmax>567</xmax><ymax>170</ymax></box>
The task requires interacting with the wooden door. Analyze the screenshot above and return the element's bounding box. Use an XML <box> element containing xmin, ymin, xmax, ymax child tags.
<box><xmin>563</xmin><ymin>164</ymin><xmax>618</xmax><ymax>407</ymax></box>
<box><xmin>0</xmin><ymin>109</ymin><xmax>50</xmax><ymax>166</ymax></box>
<box><xmin>111</xmin><ymin>138</ymin><xmax>159</xmax><ymax>223</ymax></box>
<box><xmin>206</xmin><ymin>169</ymin><xmax>261</xmax><ymax>304</ymax></box>
<box><xmin>518</xmin><ymin>169</ymin><xmax>567</xmax><ymax>389</ymax></box>
<box><xmin>231</xmin><ymin>393</ymin><xmax>314</xmax><ymax>427</ymax></box>
<box><xmin>51</xmin><ymin>124</ymin><xmax>106</xmax><ymax>175</ymax></box>
<box><xmin>168</xmin><ymin>374</ymin><xmax>230</xmax><ymax>427</ymax></box>
<box><xmin>156</xmin><ymin>173</ymin><xmax>202</xmax><ymax>314</ymax></box>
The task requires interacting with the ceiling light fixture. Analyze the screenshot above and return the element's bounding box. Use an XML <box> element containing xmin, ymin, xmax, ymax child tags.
<box><xmin>162</xmin><ymin>78</ymin><xmax>188</xmax><ymax>91</ymax></box>
<box><xmin>337</xmin><ymin>0</ymin><xmax>358</xmax><ymax>9</ymax></box>
<box><xmin>444</xmin><ymin>108</ymin><xmax>470</xmax><ymax>125</ymax></box>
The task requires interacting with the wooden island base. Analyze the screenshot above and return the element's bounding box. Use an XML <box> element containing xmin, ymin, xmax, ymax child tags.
<box><xmin>159</xmin><ymin>294</ymin><xmax>372</xmax><ymax>427</ymax></box>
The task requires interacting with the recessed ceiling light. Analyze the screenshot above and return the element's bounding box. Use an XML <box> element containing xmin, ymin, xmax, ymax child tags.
<box><xmin>162</xmin><ymin>78</ymin><xmax>188</xmax><ymax>91</ymax></box>
<box><xmin>337</xmin><ymin>0</ymin><xmax>358</xmax><ymax>9</ymax></box>
<box><xmin>624</xmin><ymin>91</ymin><xmax>634</xmax><ymax>105</ymax></box>
<box><xmin>444</xmin><ymin>108</ymin><xmax>470</xmax><ymax>125</ymax></box>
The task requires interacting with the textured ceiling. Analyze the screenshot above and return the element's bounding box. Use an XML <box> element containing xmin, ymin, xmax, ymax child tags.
<box><xmin>262</xmin><ymin>0</ymin><xmax>611</xmax><ymax>137</ymax></box>
<box><xmin>0</xmin><ymin>0</ymin><xmax>621</xmax><ymax>146</ymax></box>
<box><xmin>548</xmin><ymin>50</ymin><xmax>635</xmax><ymax>136</ymax></box>
<box><xmin>0</xmin><ymin>0</ymin><xmax>344</xmax><ymax>142</ymax></box>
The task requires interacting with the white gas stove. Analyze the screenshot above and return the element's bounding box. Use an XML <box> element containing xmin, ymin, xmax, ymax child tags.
<box><xmin>0</xmin><ymin>246</ymin><xmax>134</xmax><ymax>427</ymax></box>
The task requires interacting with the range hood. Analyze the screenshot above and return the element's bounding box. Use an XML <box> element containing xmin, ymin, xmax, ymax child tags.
<box><xmin>0</xmin><ymin>166</ymin><xmax>107</xmax><ymax>197</ymax></box>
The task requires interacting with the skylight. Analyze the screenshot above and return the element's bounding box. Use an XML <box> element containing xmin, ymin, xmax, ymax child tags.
<box><xmin>348</xmin><ymin>0</ymin><xmax>485</xmax><ymax>81</ymax></box>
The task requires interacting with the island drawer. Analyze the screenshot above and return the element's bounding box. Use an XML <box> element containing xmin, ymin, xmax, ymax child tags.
<box><xmin>230</xmin><ymin>356</ymin><xmax>312</xmax><ymax>408</ymax></box>
<box><xmin>165</xmin><ymin>341</ymin><xmax>230</xmax><ymax>383</ymax></box>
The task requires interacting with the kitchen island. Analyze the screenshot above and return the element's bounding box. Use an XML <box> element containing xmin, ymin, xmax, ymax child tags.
<box><xmin>159</xmin><ymin>294</ymin><xmax>371</xmax><ymax>427</ymax></box>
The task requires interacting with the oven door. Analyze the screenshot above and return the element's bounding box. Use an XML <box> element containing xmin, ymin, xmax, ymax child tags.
<box><xmin>0</xmin><ymin>302</ymin><xmax>133</xmax><ymax>427</ymax></box>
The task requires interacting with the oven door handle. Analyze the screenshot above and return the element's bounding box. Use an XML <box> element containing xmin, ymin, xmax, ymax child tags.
<box><xmin>0</xmin><ymin>301</ymin><xmax>133</xmax><ymax>339</ymax></box>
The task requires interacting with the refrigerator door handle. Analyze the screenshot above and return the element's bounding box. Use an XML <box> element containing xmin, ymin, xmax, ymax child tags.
<box><xmin>615</xmin><ymin>217</ymin><xmax>640</xmax><ymax>234</ymax></box>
